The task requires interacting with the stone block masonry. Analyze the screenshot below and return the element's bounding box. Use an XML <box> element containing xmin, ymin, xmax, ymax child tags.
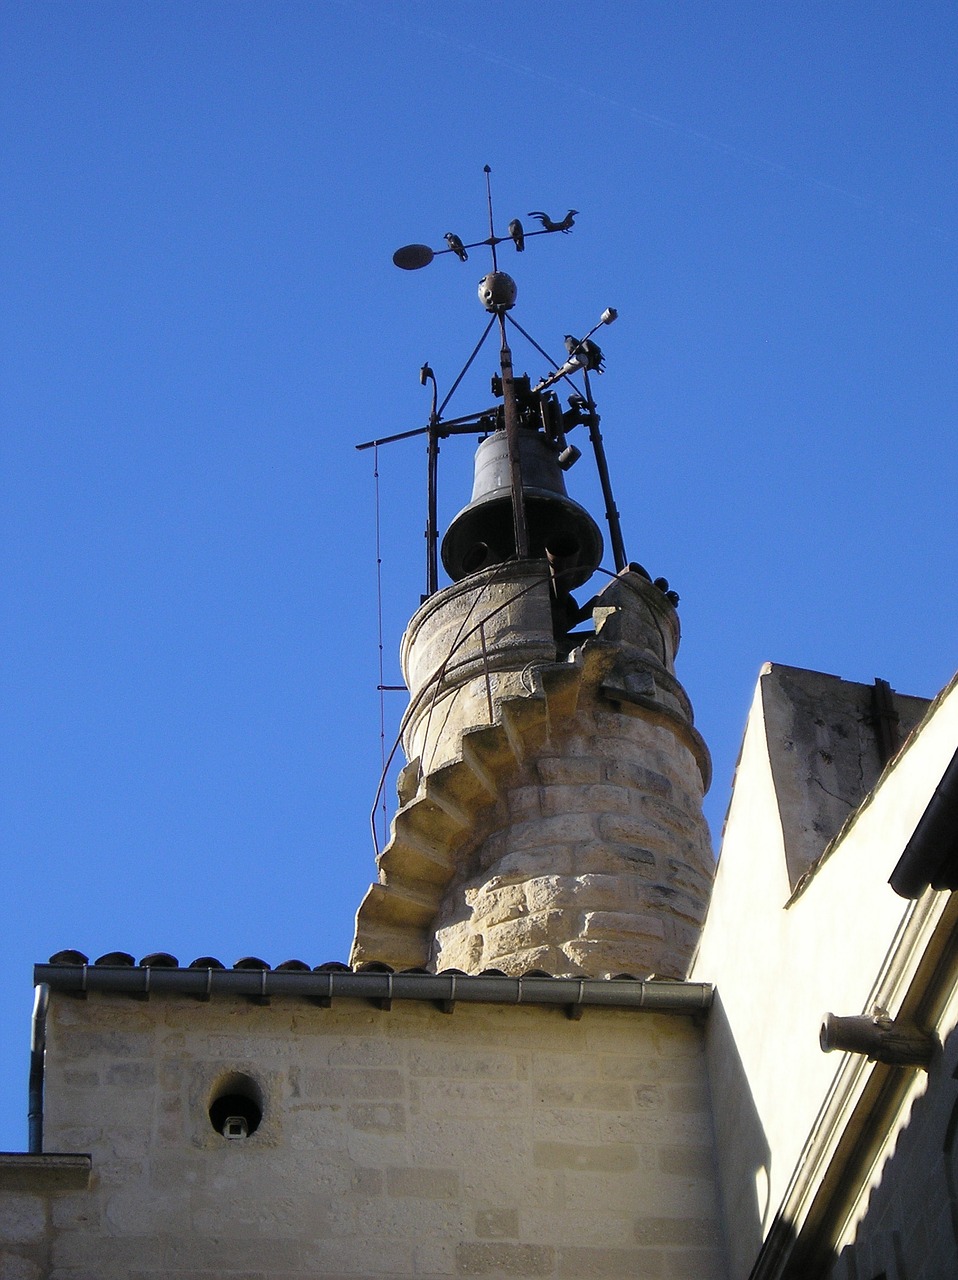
<box><xmin>3</xmin><ymin>991</ymin><xmax>728</xmax><ymax>1279</ymax></box>
<box><xmin>432</xmin><ymin>700</ymin><xmax>713</xmax><ymax>977</ymax></box>
<box><xmin>353</xmin><ymin>565</ymin><xmax>714</xmax><ymax>978</ymax></box>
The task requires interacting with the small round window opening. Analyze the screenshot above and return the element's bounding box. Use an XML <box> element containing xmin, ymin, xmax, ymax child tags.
<box><xmin>209</xmin><ymin>1073</ymin><xmax>263</xmax><ymax>1140</ymax></box>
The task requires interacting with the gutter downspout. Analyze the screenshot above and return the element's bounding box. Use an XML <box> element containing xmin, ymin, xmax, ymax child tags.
<box><xmin>28</xmin><ymin>983</ymin><xmax>49</xmax><ymax>1154</ymax></box>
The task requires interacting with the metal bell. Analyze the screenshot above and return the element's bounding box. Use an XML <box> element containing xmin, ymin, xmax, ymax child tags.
<box><xmin>441</xmin><ymin>429</ymin><xmax>603</xmax><ymax>588</ymax></box>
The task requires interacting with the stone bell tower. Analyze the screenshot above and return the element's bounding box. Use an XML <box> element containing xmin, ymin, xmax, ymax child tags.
<box><xmin>351</xmin><ymin>203</ymin><xmax>713</xmax><ymax>979</ymax></box>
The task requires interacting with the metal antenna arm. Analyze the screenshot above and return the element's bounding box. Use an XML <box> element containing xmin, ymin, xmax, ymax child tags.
<box><xmin>506</xmin><ymin>314</ymin><xmax>586</xmax><ymax>399</ymax></box>
<box><xmin>355</xmin><ymin>410</ymin><xmax>496</xmax><ymax>453</ymax></box>
<box><xmin>356</xmin><ymin>424</ymin><xmax>433</xmax><ymax>452</ymax></box>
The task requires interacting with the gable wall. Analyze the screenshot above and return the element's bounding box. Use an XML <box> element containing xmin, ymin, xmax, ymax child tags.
<box><xmin>694</xmin><ymin>669</ymin><xmax>958</xmax><ymax>1278</ymax></box>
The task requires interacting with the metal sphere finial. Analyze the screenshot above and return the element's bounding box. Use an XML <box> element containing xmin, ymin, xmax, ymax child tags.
<box><xmin>477</xmin><ymin>272</ymin><xmax>517</xmax><ymax>312</ymax></box>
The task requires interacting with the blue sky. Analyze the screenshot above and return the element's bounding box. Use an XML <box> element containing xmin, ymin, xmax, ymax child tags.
<box><xmin>2</xmin><ymin>1</ymin><xmax>956</xmax><ymax>1150</ymax></box>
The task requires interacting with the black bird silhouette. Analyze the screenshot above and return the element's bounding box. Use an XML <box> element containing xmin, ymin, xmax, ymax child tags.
<box><xmin>444</xmin><ymin>232</ymin><xmax>468</xmax><ymax>261</ymax></box>
<box><xmin>528</xmin><ymin>209</ymin><xmax>578</xmax><ymax>233</ymax></box>
<box><xmin>564</xmin><ymin>334</ymin><xmax>605</xmax><ymax>373</ymax></box>
<box><xmin>508</xmin><ymin>218</ymin><xmax>525</xmax><ymax>252</ymax></box>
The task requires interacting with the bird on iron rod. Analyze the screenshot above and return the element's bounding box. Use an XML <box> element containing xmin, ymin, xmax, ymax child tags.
<box><xmin>444</xmin><ymin>232</ymin><xmax>468</xmax><ymax>261</ymax></box>
<box><xmin>508</xmin><ymin>218</ymin><xmax>525</xmax><ymax>252</ymax></box>
<box><xmin>564</xmin><ymin>334</ymin><xmax>605</xmax><ymax>373</ymax></box>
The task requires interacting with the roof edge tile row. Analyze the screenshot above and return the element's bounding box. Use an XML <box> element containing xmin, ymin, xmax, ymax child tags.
<box><xmin>34</xmin><ymin>962</ymin><xmax>712</xmax><ymax>1014</ymax></box>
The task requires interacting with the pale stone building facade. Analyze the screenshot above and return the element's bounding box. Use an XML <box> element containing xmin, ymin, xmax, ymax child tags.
<box><xmin>1</xmin><ymin>980</ymin><xmax>724</xmax><ymax>1278</ymax></box>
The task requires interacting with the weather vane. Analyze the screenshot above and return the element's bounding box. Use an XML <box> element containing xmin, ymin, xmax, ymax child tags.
<box><xmin>357</xmin><ymin>166</ymin><xmax>626</xmax><ymax>598</ymax></box>
<box><xmin>393</xmin><ymin>167</ymin><xmax>577</xmax><ymax>272</ymax></box>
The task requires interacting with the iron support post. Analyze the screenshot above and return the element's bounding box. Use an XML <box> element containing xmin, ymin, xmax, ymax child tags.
<box><xmin>582</xmin><ymin>367</ymin><xmax>627</xmax><ymax>572</ymax></box>
<box><xmin>497</xmin><ymin>313</ymin><xmax>530</xmax><ymax>560</ymax></box>
<box><xmin>425</xmin><ymin>423</ymin><xmax>439</xmax><ymax>596</ymax></box>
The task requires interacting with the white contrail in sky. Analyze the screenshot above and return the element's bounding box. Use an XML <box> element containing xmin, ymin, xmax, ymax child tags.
<box><xmin>332</xmin><ymin>0</ymin><xmax>951</xmax><ymax>244</ymax></box>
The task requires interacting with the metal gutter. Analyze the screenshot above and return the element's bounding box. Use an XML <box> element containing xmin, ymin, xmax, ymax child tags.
<box><xmin>34</xmin><ymin>964</ymin><xmax>713</xmax><ymax>1015</ymax></box>
<box><xmin>890</xmin><ymin>745</ymin><xmax>958</xmax><ymax>897</ymax></box>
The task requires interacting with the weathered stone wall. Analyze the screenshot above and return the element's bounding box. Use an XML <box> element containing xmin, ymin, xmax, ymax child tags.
<box><xmin>756</xmin><ymin>664</ymin><xmax>930</xmax><ymax>891</ymax></box>
<box><xmin>431</xmin><ymin>701</ymin><xmax>713</xmax><ymax>978</ymax></box>
<box><xmin>1</xmin><ymin>991</ymin><xmax>728</xmax><ymax>1279</ymax></box>
<box><xmin>399</xmin><ymin>561</ymin><xmax>558</xmax><ymax>776</ymax></box>
<box><xmin>353</xmin><ymin>566</ymin><xmax>714</xmax><ymax>978</ymax></box>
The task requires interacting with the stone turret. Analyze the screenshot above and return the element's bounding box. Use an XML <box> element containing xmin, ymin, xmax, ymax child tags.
<box><xmin>351</xmin><ymin>557</ymin><xmax>713</xmax><ymax>978</ymax></box>
<box><xmin>351</xmin><ymin>251</ymin><xmax>713</xmax><ymax>979</ymax></box>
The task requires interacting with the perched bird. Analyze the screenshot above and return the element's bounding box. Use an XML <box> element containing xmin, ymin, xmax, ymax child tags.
<box><xmin>507</xmin><ymin>218</ymin><xmax>525</xmax><ymax>252</ymax></box>
<box><xmin>444</xmin><ymin>232</ymin><xmax>468</xmax><ymax>261</ymax></box>
<box><xmin>653</xmin><ymin>576</ymin><xmax>680</xmax><ymax>607</ymax></box>
<box><xmin>527</xmin><ymin>209</ymin><xmax>578</xmax><ymax>233</ymax></box>
<box><xmin>564</xmin><ymin>334</ymin><xmax>605</xmax><ymax>373</ymax></box>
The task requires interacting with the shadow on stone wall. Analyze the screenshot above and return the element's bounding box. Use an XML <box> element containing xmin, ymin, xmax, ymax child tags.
<box><xmin>705</xmin><ymin>991</ymin><xmax>772</xmax><ymax>1279</ymax></box>
<box><xmin>816</xmin><ymin>1017</ymin><xmax>958</xmax><ymax>1280</ymax></box>
<box><xmin>740</xmin><ymin>1017</ymin><xmax>958</xmax><ymax>1279</ymax></box>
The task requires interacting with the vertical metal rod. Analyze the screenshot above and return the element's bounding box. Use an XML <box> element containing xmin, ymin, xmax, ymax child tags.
<box><xmin>423</xmin><ymin>370</ymin><xmax>440</xmax><ymax>596</ymax></box>
<box><xmin>373</xmin><ymin>444</ymin><xmax>389</xmax><ymax>845</ymax></box>
<box><xmin>426</xmin><ymin>425</ymin><xmax>439</xmax><ymax>595</ymax></box>
<box><xmin>497</xmin><ymin>312</ymin><xmax>530</xmax><ymax>560</ymax></box>
<box><xmin>483</xmin><ymin>164</ymin><xmax>498</xmax><ymax>271</ymax></box>
<box><xmin>581</xmin><ymin>367</ymin><xmax>627</xmax><ymax>572</ymax></box>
